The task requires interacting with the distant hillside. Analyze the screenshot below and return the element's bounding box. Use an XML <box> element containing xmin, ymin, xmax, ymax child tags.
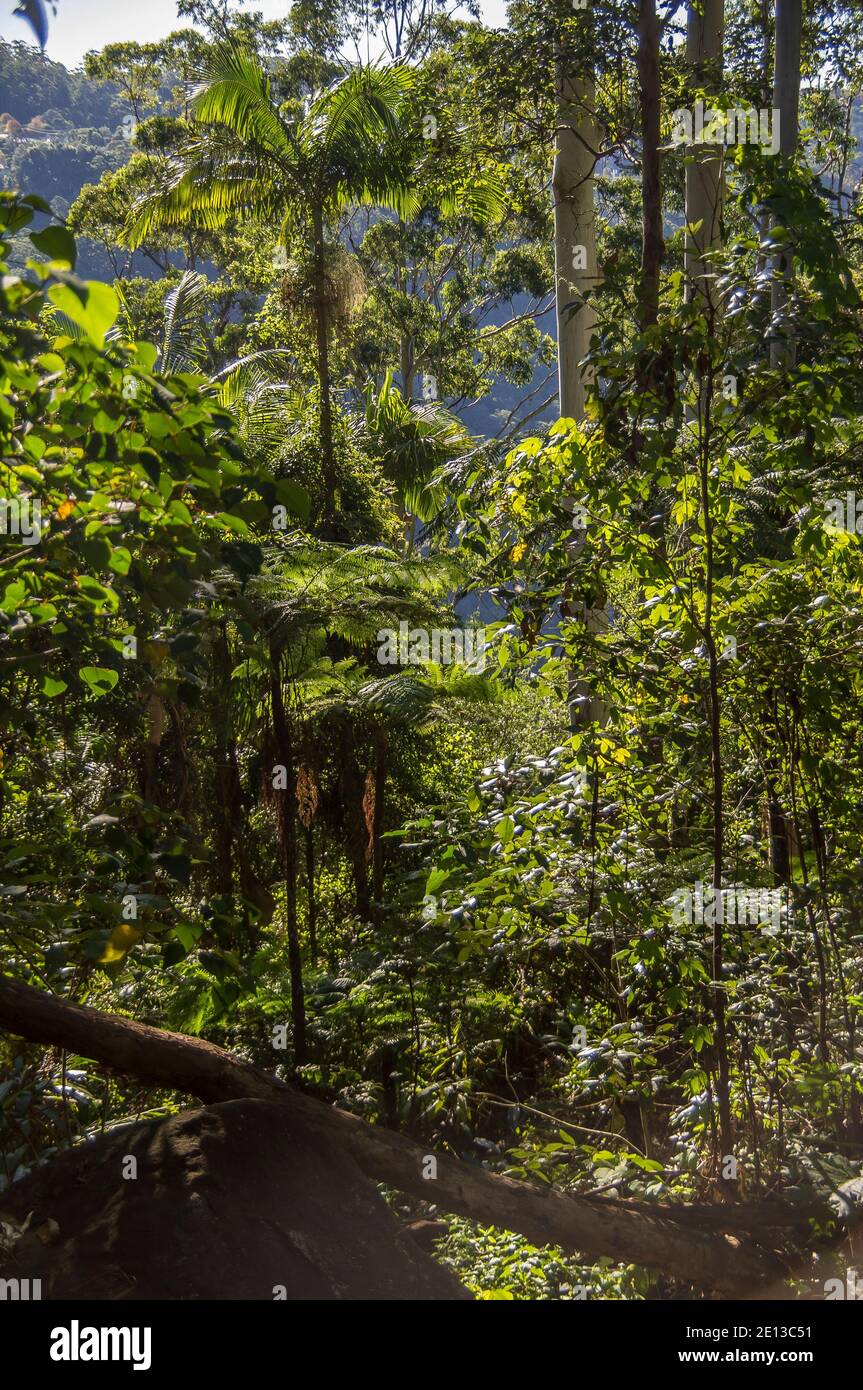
<box><xmin>0</xmin><ymin>39</ymin><xmax>120</xmax><ymax>127</ymax></box>
<box><xmin>0</xmin><ymin>39</ymin><xmax>130</xmax><ymax>274</ymax></box>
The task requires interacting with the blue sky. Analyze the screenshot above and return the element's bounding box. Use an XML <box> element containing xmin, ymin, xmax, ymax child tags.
<box><xmin>0</xmin><ymin>1</ymin><xmax>508</xmax><ymax>69</ymax></box>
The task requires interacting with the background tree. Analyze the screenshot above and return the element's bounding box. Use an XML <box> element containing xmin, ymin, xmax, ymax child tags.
<box><xmin>126</xmin><ymin>43</ymin><xmax>418</xmax><ymax>529</ymax></box>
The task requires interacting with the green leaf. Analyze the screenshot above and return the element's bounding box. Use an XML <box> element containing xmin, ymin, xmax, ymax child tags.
<box><xmin>163</xmin><ymin>939</ymin><xmax>188</xmax><ymax>967</ymax></box>
<box><xmin>30</xmin><ymin>225</ymin><xmax>77</xmax><ymax>269</ymax></box>
<box><xmin>42</xmin><ymin>676</ymin><xmax>67</xmax><ymax>698</ymax></box>
<box><xmin>48</xmin><ymin>281</ymin><xmax>119</xmax><ymax>349</ymax></box>
<box><xmin>108</xmin><ymin>546</ymin><xmax>132</xmax><ymax>576</ymax></box>
<box><xmin>199</xmin><ymin>950</ymin><xmax>229</xmax><ymax>980</ymax></box>
<box><xmin>79</xmin><ymin>666</ymin><xmax>119</xmax><ymax>697</ymax></box>
<box><xmin>496</xmin><ymin>816</ymin><xmax>515</xmax><ymax>845</ymax></box>
<box><xmin>425</xmin><ymin>868</ymin><xmax>451</xmax><ymax>896</ymax></box>
<box><xmin>273</xmin><ymin>478</ymin><xmax>310</xmax><ymax>522</ymax></box>
<box><xmin>159</xmin><ymin>853</ymin><xmax>192</xmax><ymax>886</ymax></box>
<box><xmin>77</xmin><ymin>576</ymin><xmax>120</xmax><ymax>611</ymax></box>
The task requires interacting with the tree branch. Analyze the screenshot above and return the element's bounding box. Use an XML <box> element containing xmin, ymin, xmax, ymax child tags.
<box><xmin>0</xmin><ymin>973</ymin><xmax>788</xmax><ymax>1293</ymax></box>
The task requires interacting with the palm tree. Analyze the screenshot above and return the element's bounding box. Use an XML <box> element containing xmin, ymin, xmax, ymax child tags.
<box><xmin>124</xmin><ymin>42</ymin><xmax>419</xmax><ymax>527</ymax></box>
<box><xmin>145</xmin><ymin>268</ymin><xmax>300</xmax><ymax>436</ymax></box>
<box><xmin>356</xmin><ymin>369</ymin><xmax>476</xmax><ymax>550</ymax></box>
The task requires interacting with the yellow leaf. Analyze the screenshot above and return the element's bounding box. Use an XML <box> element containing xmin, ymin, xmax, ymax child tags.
<box><xmin>56</xmin><ymin>500</ymin><xmax>75</xmax><ymax>519</ymax></box>
<box><xmin>99</xmin><ymin>922</ymin><xmax>141</xmax><ymax>964</ymax></box>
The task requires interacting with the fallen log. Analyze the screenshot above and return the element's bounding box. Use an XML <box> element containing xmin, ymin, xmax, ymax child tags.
<box><xmin>0</xmin><ymin>1098</ymin><xmax>472</xmax><ymax>1300</ymax></box>
<box><xmin>0</xmin><ymin>973</ymin><xmax>787</xmax><ymax>1294</ymax></box>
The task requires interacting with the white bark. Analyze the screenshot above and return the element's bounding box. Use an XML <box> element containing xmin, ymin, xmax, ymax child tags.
<box><xmin>684</xmin><ymin>0</ymin><xmax>724</xmax><ymax>312</ymax></box>
<box><xmin>770</xmin><ymin>0</ymin><xmax>802</xmax><ymax>367</ymax></box>
<box><xmin>553</xmin><ymin>65</ymin><xmax>599</xmax><ymax>421</ymax></box>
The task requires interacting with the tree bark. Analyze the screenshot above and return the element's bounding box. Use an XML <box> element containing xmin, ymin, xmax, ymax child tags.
<box><xmin>755</xmin><ymin>0</ymin><xmax>773</xmax><ymax>278</ymax></box>
<box><xmin>270</xmin><ymin>654</ymin><xmax>307</xmax><ymax>1065</ymax></box>
<box><xmin>212</xmin><ymin>619</ymin><xmax>241</xmax><ymax>900</ymax></box>
<box><xmin>765</xmin><ymin>768</ymin><xmax>790</xmax><ymax>886</ymax></box>
<box><xmin>142</xmin><ymin>692</ymin><xmax>166</xmax><ymax>805</ymax></box>
<box><xmin>637</xmin><ymin>0</ymin><xmax>663</xmax><ymax>331</ymax></box>
<box><xmin>312</xmin><ymin>199</ymin><xmax>337</xmax><ymax>526</ymax></box>
<box><xmin>339</xmin><ymin>720</ymin><xmax>371</xmax><ymax>918</ymax></box>
<box><xmin>698</xmin><ymin>366</ymin><xmax>735</xmax><ymax>1183</ymax></box>
<box><xmin>552</xmin><ymin>45</ymin><xmax>599</xmax><ymax>420</ymax></box>
<box><xmin>553</xmin><ymin>28</ymin><xmax>605</xmax><ymax>727</ymax></box>
<box><xmin>0</xmin><ymin>973</ymin><xmax>788</xmax><ymax>1293</ymax></box>
<box><xmin>305</xmin><ymin>825</ymin><xmax>318</xmax><ymax>962</ymax></box>
<box><xmin>770</xmin><ymin>0</ymin><xmax>802</xmax><ymax>367</ymax></box>
<box><xmin>371</xmin><ymin>730</ymin><xmax>387</xmax><ymax>907</ymax></box>
<box><xmin>684</xmin><ymin>0</ymin><xmax>724</xmax><ymax>312</ymax></box>
<box><xmin>400</xmin><ymin>334</ymin><xmax>414</xmax><ymax>403</ymax></box>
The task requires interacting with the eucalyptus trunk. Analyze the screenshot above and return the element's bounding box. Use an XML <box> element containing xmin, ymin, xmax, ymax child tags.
<box><xmin>770</xmin><ymin>0</ymin><xmax>802</xmax><ymax>367</ymax></box>
<box><xmin>755</xmin><ymin>0</ymin><xmax>773</xmax><ymax>278</ymax></box>
<box><xmin>684</xmin><ymin>0</ymin><xmax>724</xmax><ymax>313</ymax></box>
<box><xmin>397</xmin><ymin>220</ymin><xmax>415</xmax><ymax>401</ymax></box>
<box><xmin>553</xmin><ymin>29</ymin><xmax>603</xmax><ymax>728</ymax></box>
<box><xmin>637</xmin><ymin>0</ymin><xmax>663</xmax><ymax>332</ymax></box>
<box><xmin>552</xmin><ymin>56</ymin><xmax>598</xmax><ymax>420</ymax></box>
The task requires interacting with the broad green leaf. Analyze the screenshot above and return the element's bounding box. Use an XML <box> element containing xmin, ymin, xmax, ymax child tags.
<box><xmin>79</xmin><ymin>666</ymin><xmax>119</xmax><ymax>697</ymax></box>
<box><xmin>47</xmin><ymin>281</ymin><xmax>119</xmax><ymax>349</ymax></box>
<box><xmin>30</xmin><ymin>225</ymin><xmax>77</xmax><ymax>268</ymax></box>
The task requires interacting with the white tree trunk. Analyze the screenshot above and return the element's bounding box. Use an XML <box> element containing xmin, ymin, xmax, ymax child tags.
<box><xmin>552</xmin><ymin>64</ymin><xmax>599</xmax><ymax>421</ymax></box>
<box><xmin>684</xmin><ymin>0</ymin><xmax>724</xmax><ymax>312</ymax></box>
<box><xmin>770</xmin><ymin>0</ymin><xmax>802</xmax><ymax>366</ymax></box>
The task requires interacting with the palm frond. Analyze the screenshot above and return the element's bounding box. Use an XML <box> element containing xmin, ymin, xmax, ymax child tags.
<box><xmin>439</xmin><ymin>170</ymin><xmax>507</xmax><ymax>227</ymax></box>
<box><xmin>161</xmin><ymin>270</ymin><xmax>210</xmax><ymax>374</ymax></box>
<box><xmin>125</xmin><ymin>149</ymin><xmax>288</xmax><ymax>244</ymax></box>
<box><xmin>311</xmin><ymin>65</ymin><xmax>418</xmax><ymax>218</ymax></box>
<box><xmin>312</xmin><ymin>64</ymin><xmax>415</xmax><ymax>153</ymax></box>
<box><xmin>210</xmin><ymin>350</ymin><xmax>301</xmax><ymax>447</ymax></box>
<box><xmin>191</xmin><ymin>39</ymin><xmax>288</xmax><ymax>158</ymax></box>
<box><xmin>46</xmin><ymin>307</ymin><xmax>88</xmax><ymax>344</ymax></box>
<box><xmin>359</xmin><ymin>371</ymin><xmax>475</xmax><ymax>520</ymax></box>
<box><xmin>124</xmin><ymin>54</ymin><xmax>416</xmax><ymax>247</ymax></box>
<box><xmin>105</xmin><ymin>282</ymin><xmax>141</xmax><ymax>346</ymax></box>
<box><xmin>214</xmin><ymin>349</ymin><xmax>296</xmax><ymax>404</ymax></box>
